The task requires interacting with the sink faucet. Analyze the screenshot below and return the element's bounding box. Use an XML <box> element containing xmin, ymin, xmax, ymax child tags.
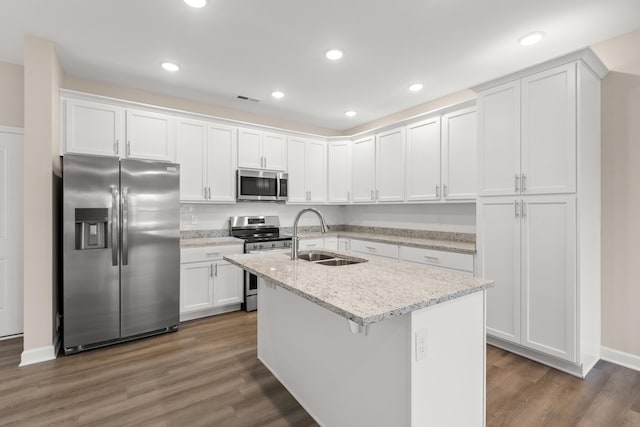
<box><xmin>291</xmin><ymin>208</ymin><xmax>329</xmax><ymax>260</ymax></box>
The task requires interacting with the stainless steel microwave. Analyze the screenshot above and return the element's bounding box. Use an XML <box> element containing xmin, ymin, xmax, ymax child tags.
<box><xmin>237</xmin><ymin>169</ymin><xmax>288</xmax><ymax>202</ymax></box>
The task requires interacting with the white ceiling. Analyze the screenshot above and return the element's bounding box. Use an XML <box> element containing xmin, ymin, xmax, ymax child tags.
<box><xmin>1</xmin><ymin>0</ymin><xmax>639</xmax><ymax>131</ymax></box>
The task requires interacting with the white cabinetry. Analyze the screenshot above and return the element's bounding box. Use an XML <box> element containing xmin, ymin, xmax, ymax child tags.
<box><xmin>177</xmin><ymin>120</ymin><xmax>236</xmax><ymax>202</ymax></box>
<box><xmin>324</xmin><ymin>236</ymin><xmax>338</xmax><ymax>251</ymax></box>
<box><xmin>399</xmin><ymin>246</ymin><xmax>474</xmax><ymax>275</ymax></box>
<box><xmin>298</xmin><ymin>238</ymin><xmax>324</xmax><ymax>250</ymax></box>
<box><xmin>287</xmin><ymin>138</ymin><xmax>326</xmax><ymax>204</ymax></box>
<box><xmin>350</xmin><ymin>239</ymin><xmax>399</xmax><ymax>260</ymax></box>
<box><xmin>475</xmin><ymin>56</ymin><xmax>603</xmax><ymax>377</ymax></box>
<box><xmin>125</xmin><ymin>109</ymin><xmax>175</xmax><ymax>162</ymax></box>
<box><xmin>64</xmin><ymin>99</ymin><xmax>125</xmax><ymax>157</ymax></box>
<box><xmin>337</xmin><ymin>237</ymin><xmax>350</xmax><ymax>253</ymax></box>
<box><xmin>327</xmin><ymin>141</ymin><xmax>351</xmax><ymax>203</ymax></box>
<box><xmin>376</xmin><ymin>127</ymin><xmax>405</xmax><ymax>202</ymax></box>
<box><xmin>406</xmin><ymin>117</ymin><xmax>441</xmax><ymax>201</ymax></box>
<box><xmin>180</xmin><ymin>244</ymin><xmax>244</xmax><ymax>321</ymax></box>
<box><xmin>478</xmin><ymin>63</ymin><xmax>576</xmax><ymax>196</ymax></box>
<box><xmin>238</xmin><ymin>128</ymin><xmax>286</xmax><ymax>170</ymax></box>
<box><xmin>442</xmin><ymin>107</ymin><xmax>477</xmax><ymax>200</ymax></box>
<box><xmin>352</xmin><ymin>136</ymin><xmax>376</xmax><ymax>203</ymax></box>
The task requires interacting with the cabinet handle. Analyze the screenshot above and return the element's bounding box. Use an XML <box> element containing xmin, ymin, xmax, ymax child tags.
<box><xmin>208</xmin><ymin>186</ymin><xmax>212</xmax><ymax>200</ymax></box>
<box><xmin>515</xmin><ymin>174</ymin><xmax>520</xmax><ymax>192</ymax></box>
<box><xmin>370</xmin><ymin>190</ymin><xmax>374</xmax><ymax>200</ymax></box>
<box><xmin>521</xmin><ymin>174</ymin><xmax>527</xmax><ymax>192</ymax></box>
<box><xmin>214</xmin><ymin>263</ymin><xmax>218</xmax><ymax>277</ymax></box>
<box><xmin>376</xmin><ymin>189</ymin><xmax>379</xmax><ymax>200</ymax></box>
<box><xmin>114</xmin><ymin>140</ymin><xmax>119</xmax><ymax>155</ymax></box>
<box><xmin>126</xmin><ymin>141</ymin><xmax>131</xmax><ymax>157</ymax></box>
<box><xmin>436</xmin><ymin>184</ymin><xmax>440</xmax><ymax>198</ymax></box>
<box><xmin>515</xmin><ymin>200</ymin><xmax>519</xmax><ymax>218</ymax></box>
<box><xmin>264</xmin><ymin>156</ymin><xmax>267</xmax><ymax>169</ymax></box>
<box><xmin>522</xmin><ymin>201</ymin><xmax>526</xmax><ymax>218</ymax></box>
<box><xmin>424</xmin><ymin>256</ymin><xmax>439</xmax><ymax>262</ymax></box>
<box><xmin>443</xmin><ymin>184</ymin><xmax>448</xmax><ymax>198</ymax></box>
<box><xmin>206</xmin><ymin>252</ymin><xmax>221</xmax><ymax>256</ymax></box>
<box><xmin>210</xmin><ymin>264</ymin><xmax>213</xmax><ymax>277</ymax></box>
<box><xmin>307</xmin><ymin>244</ymin><xmax>317</xmax><ymax>247</ymax></box>
<box><xmin>366</xmin><ymin>246</ymin><xmax>376</xmax><ymax>251</ymax></box>
<box><xmin>309</xmin><ymin>191</ymin><xmax>312</xmax><ymax>201</ymax></box>
<box><xmin>204</xmin><ymin>186</ymin><xmax>207</xmax><ymax>199</ymax></box>
<box><xmin>347</xmin><ymin>191</ymin><xmax>350</xmax><ymax>201</ymax></box>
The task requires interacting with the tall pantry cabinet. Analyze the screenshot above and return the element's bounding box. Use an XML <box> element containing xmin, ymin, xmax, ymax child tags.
<box><xmin>475</xmin><ymin>51</ymin><xmax>607</xmax><ymax>377</ymax></box>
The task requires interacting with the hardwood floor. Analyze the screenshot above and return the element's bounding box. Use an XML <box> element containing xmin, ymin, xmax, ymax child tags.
<box><xmin>1</xmin><ymin>311</ymin><xmax>639</xmax><ymax>426</ymax></box>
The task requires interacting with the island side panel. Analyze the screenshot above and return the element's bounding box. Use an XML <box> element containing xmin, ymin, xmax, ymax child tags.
<box><xmin>257</xmin><ymin>278</ymin><xmax>411</xmax><ymax>427</ymax></box>
<box><xmin>410</xmin><ymin>290</ymin><xmax>486</xmax><ymax>427</ymax></box>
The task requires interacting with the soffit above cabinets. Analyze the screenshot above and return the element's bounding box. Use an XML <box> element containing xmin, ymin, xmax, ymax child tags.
<box><xmin>1</xmin><ymin>0</ymin><xmax>638</xmax><ymax>131</ymax></box>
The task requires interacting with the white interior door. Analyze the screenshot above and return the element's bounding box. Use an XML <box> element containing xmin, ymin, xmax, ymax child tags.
<box><xmin>0</xmin><ymin>128</ymin><xmax>24</xmax><ymax>337</ymax></box>
<box><xmin>521</xmin><ymin>195</ymin><xmax>576</xmax><ymax>362</ymax></box>
<box><xmin>477</xmin><ymin>197</ymin><xmax>521</xmax><ymax>344</ymax></box>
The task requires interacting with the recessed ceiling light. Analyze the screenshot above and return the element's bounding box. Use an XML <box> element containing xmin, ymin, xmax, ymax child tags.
<box><xmin>271</xmin><ymin>91</ymin><xmax>285</xmax><ymax>99</ymax></box>
<box><xmin>408</xmin><ymin>83</ymin><xmax>423</xmax><ymax>92</ymax></box>
<box><xmin>326</xmin><ymin>49</ymin><xmax>344</xmax><ymax>61</ymax></box>
<box><xmin>184</xmin><ymin>0</ymin><xmax>207</xmax><ymax>8</ymax></box>
<box><xmin>345</xmin><ymin>110</ymin><xmax>357</xmax><ymax>117</ymax></box>
<box><xmin>519</xmin><ymin>31</ymin><xmax>545</xmax><ymax>47</ymax></box>
<box><xmin>161</xmin><ymin>62</ymin><xmax>180</xmax><ymax>72</ymax></box>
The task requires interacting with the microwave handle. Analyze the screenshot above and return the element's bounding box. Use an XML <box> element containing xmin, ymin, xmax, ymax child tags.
<box><xmin>277</xmin><ymin>175</ymin><xmax>281</xmax><ymax>199</ymax></box>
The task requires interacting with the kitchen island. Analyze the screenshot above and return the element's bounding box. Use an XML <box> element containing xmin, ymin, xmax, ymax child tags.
<box><xmin>225</xmin><ymin>250</ymin><xmax>493</xmax><ymax>427</ymax></box>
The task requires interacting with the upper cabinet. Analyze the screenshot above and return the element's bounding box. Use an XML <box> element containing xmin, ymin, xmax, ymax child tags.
<box><xmin>177</xmin><ymin>119</ymin><xmax>237</xmax><ymax>203</ymax></box>
<box><xmin>442</xmin><ymin>107</ymin><xmax>477</xmax><ymax>200</ymax></box>
<box><xmin>478</xmin><ymin>63</ymin><xmax>576</xmax><ymax>196</ymax></box>
<box><xmin>376</xmin><ymin>127</ymin><xmax>406</xmax><ymax>202</ymax></box>
<box><xmin>126</xmin><ymin>109</ymin><xmax>176</xmax><ymax>162</ymax></box>
<box><xmin>65</xmin><ymin>99</ymin><xmax>125</xmax><ymax>157</ymax></box>
<box><xmin>352</xmin><ymin>136</ymin><xmax>376</xmax><ymax>203</ymax></box>
<box><xmin>287</xmin><ymin>138</ymin><xmax>326</xmax><ymax>204</ymax></box>
<box><xmin>238</xmin><ymin>128</ymin><xmax>286</xmax><ymax>171</ymax></box>
<box><xmin>327</xmin><ymin>141</ymin><xmax>351</xmax><ymax>203</ymax></box>
<box><xmin>406</xmin><ymin>117</ymin><xmax>441</xmax><ymax>201</ymax></box>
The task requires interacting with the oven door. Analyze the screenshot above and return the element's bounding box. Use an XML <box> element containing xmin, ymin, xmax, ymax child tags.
<box><xmin>244</xmin><ymin>247</ymin><xmax>290</xmax><ymax>312</ymax></box>
<box><xmin>237</xmin><ymin>169</ymin><xmax>279</xmax><ymax>201</ymax></box>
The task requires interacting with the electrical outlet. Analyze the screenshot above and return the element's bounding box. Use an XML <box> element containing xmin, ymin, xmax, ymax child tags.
<box><xmin>415</xmin><ymin>329</ymin><xmax>428</xmax><ymax>361</ymax></box>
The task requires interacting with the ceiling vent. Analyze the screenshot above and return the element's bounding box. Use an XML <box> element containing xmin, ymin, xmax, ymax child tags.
<box><xmin>237</xmin><ymin>95</ymin><xmax>261</xmax><ymax>102</ymax></box>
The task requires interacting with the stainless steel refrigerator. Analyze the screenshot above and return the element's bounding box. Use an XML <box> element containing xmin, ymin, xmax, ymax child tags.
<box><xmin>62</xmin><ymin>154</ymin><xmax>180</xmax><ymax>354</ymax></box>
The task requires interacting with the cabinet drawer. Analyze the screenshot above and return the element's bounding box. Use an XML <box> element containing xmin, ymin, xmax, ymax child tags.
<box><xmin>299</xmin><ymin>238</ymin><xmax>324</xmax><ymax>250</ymax></box>
<box><xmin>350</xmin><ymin>239</ymin><xmax>399</xmax><ymax>259</ymax></box>
<box><xmin>324</xmin><ymin>237</ymin><xmax>338</xmax><ymax>251</ymax></box>
<box><xmin>181</xmin><ymin>244</ymin><xmax>244</xmax><ymax>263</ymax></box>
<box><xmin>399</xmin><ymin>246</ymin><xmax>473</xmax><ymax>273</ymax></box>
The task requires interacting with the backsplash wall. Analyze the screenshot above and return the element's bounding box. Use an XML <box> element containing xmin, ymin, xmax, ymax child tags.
<box><xmin>343</xmin><ymin>203</ymin><xmax>476</xmax><ymax>234</ymax></box>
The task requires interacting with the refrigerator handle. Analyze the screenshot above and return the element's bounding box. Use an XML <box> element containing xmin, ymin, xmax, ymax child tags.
<box><xmin>122</xmin><ymin>187</ymin><xmax>129</xmax><ymax>266</ymax></box>
<box><xmin>111</xmin><ymin>185</ymin><xmax>119</xmax><ymax>266</ymax></box>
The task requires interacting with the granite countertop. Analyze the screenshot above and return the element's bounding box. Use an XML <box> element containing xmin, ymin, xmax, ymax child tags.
<box><xmin>181</xmin><ymin>236</ymin><xmax>244</xmax><ymax>248</ymax></box>
<box><xmin>297</xmin><ymin>231</ymin><xmax>476</xmax><ymax>254</ymax></box>
<box><xmin>224</xmin><ymin>251</ymin><xmax>493</xmax><ymax>326</ymax></box>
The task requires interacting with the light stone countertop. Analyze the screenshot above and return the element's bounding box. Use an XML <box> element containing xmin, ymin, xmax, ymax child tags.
<box><xmin>181</xmin><ymin>236</ymin><xmax>244</xmax><ymax>248</ymax></box>
<box><xmin>224</xmin><ymin>251</ymin><xmax>493</xmax><ymax>326</ymax></box>
<box><xmin>297</xmin><ymin>231</ymin><xmax>476</xmax><ymax>254</ymax></box>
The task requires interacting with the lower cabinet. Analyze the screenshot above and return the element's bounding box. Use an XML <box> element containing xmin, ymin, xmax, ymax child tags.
<box><xmin>298</xmin><ymin>238</ymin><xmax>325</xmax><ymax>251</ymax></box>
<box><xmin>399</xmin><ymin>246</ymin><xmax>474</xmax><ymax>275</ymax></box>
<box><xmin>350</xmin><ymin>239</ymin><xmax>399</xmax><ymax>261</ymax></box>
<box><xmin>324</xmin><ymin>236</ymin><xmax>338</xmax><ymax>251</ymax></box>
<box><xmin>180</xmin><ymin>244</ymin><xmax>244</xmax><ymax>321</ymax></box>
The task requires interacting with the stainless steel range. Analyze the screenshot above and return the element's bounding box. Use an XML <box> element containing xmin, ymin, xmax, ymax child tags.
<box><xmin>229</xmin><ymin>216</ymin><xmax>292</xmax><ymax>312</ymax></box>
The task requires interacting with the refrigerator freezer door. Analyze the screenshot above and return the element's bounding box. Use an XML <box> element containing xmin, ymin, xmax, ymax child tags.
<box><xmin>120</xmin><ymin>159</ymin><xmax>180</xmax><ymax>337</ymax></box>
<box><xmin>63</xmin><ymin>155</ymin><xmax>121</xmax><ymax>348</ymax></box>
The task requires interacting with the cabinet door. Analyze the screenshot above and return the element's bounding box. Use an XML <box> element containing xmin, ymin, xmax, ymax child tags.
<box><xmin>65</xmin><ymin>99</ymin><xmax>124</xmax><ymax>157</ymax></box>
<box><xmin>521</xmin><ymin>195</ymin><xmax>576</xmax><ymax>362</ymax></box>
<box><xmin>207</xmin><ymin>124</ymin><xmax>237</xmax><ymax>202</ymax></box>
<box><xmin>306</xmin><ymin>141</ymin><xmax>326</xmax><ymax>203</ymax></box>
<box><xmin>299</xmin><ymin>238</ymin><xmax>324</xmax><ymax>250</ymax></box>
<box><xmin>521</xmin><ymin>63</ymin><xmax>576</xmax><ymax>195</ymax></box>
<box><xmin>406</xmin><ymin>117</ymin><xmax>441</xmax><ymax>201</ymax></box>
<box><xmin>327</xmin><ymin>141</ymin><xmax>351</xmax><ymax>203</ymax></box>
<box><xmin>126</xmin><ymin>109</ymin><xmax>175</xmax><ymax>162</ymax></box>
<box><xmin>442</xmin><ymin>107</ymin><xmax>477</xmax><ymax>200</ymax></box>
<box><xmin>180</xmin><ymin>262</ymin><xmax>214</xmax><ymax>313</ymax></box>
<box><xmin>177</xmin><ymin>119</ymin><xmax>207</xmax><ymax>201</ymax></box>
<box><xmin>477</xmin><ymin>81</ymin><xmax>521</xmax><ymax>196</ymax></box>
<box><xmin>262</xmin><ymin>133</ymin><xmax>286</xmax><ymax>171</ymax></box>
<box><xmin>477</xmin><ymin>198</ymin><xmax>521</xmax><ymax>344</ymax></box>
<box><xmin>324</xmin><ymin>237</ymin><xmax>338</xmax><ymax>251</ymax></box>
<box><xmin>352</xmin><ymin>136</ymin><xmax>376</xmax><ymax>203</ymax></box>
<box><xmin>376</xmin><ymin>127</ymin><xmax>405</xmax><ymax>202</ymax></box>
<box><xmin>287</xmin><ymin>138</ymin><xmax>307</xmax><ymax>203</ymax></box>
<box><xmin>238</xmin><ymin>128</ymin><xmax>262</xmax><ymax>169</ymax></box>
<box><xmin>337</xmin><ymin>238</ymin><xmax>350</xmax><ymax>253</ymax></box>
<box><xmin>213</xmin><ymin>261</ymin><xmax>243</xmax><ymax>307</ymax></box>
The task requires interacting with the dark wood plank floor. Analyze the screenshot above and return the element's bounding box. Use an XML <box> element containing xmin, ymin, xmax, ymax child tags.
<box><xmin>1</xmin><ymin>311</ymin><xmax>639</xmax><ymax>426</ymax></box>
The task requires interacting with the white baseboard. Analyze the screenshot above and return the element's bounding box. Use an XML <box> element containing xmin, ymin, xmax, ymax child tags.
<box><xmin>20</xmin><ymin>345</ymin><xmax>57</xmax><ymax>367</ymax></box>
<box><xmin>601</xmin><ymin>346</ymin><xmax>640</xmax><ymax>372</ymax></box>
<box><xmin>0</xmin><ymin>333</ymin><xmax>23</xmax><ymax>342</ymax></box>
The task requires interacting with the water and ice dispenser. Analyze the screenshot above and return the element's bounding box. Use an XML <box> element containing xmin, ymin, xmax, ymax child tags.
<box><xmin>75</xmin><ymin>208</ymin><xmax>108</xmax><ymax>250</ymax></box>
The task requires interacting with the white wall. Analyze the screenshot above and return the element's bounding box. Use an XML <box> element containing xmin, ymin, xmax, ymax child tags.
<box><xmin>181</xmin><ymin>203</ymin><xmax>346</xmax><ymax>231</ymax></box>
<box><xmin>344</xmin><ymin>203</ymin><xmax>476</xmax><ymax>234</ymax></box>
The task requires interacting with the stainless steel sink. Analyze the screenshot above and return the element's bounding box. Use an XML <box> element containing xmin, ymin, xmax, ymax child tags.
<box><xmin>298</xmin><ymin>252</ymin><xmax>334</xmax><ymax>262</ymax></box>
<box><xmin>296</xmin><ymin>250</ymin><xmax>368</xmax><ymax>267</ymax></box>
<box><xmin>316</xmin><ymin>259</ymin><xmax>362</xmax><ymax>266</ymax></box>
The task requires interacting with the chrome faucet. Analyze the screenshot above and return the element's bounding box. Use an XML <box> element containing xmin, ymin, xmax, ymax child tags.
<box><xmin>291</xmin><ymin>208</ymin><xmax>329</xmax><ymax>260</ymax></box>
